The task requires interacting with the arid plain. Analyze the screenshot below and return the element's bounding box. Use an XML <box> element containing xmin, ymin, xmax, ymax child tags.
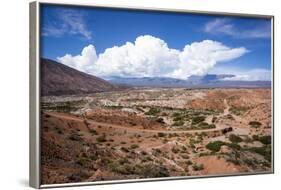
<box><xmin>41</xmin><ymin>88</ymin><xmax>272</xmax><ymax>184</ymax></box>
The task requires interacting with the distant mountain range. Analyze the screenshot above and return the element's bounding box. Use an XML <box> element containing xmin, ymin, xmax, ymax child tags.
<box><xmin>41</xmin><ymin>58</ymin><xmax>271</xmax><ymax>96</ymax></box>
<box><xmin>41</xmin><ymin>58</ymin><xmax>119</xmax><ymax>96</ymax></box>
<box><xmin>107</xmin><ymin>74</ymin><xmax>271</xmax><ymax>88</ymax></box>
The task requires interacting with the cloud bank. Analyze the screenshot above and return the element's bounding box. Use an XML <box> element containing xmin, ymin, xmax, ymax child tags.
<box><xmin>222</xmin><ymin>69</ymin><xmax>271</xmax><ymax>81</ymax></box>
<box><xmin>205</xmin><ymin>18</ymin><xmax>271</xmax><ymax>39</ymax></box>
<box><xmin>57</xmin><ymin>35</ymin><xmax>248</xmax><ymax>79</ymax></box>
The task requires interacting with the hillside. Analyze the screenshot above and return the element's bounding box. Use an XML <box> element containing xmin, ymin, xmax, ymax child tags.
<box><xmin>41</xmin><ymin>58</ymin><xmax>118</xmax><ymax>96</ymax></box>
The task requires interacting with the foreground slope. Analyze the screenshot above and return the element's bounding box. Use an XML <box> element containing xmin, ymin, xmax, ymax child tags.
<box><xmin>41</xmin><ymin>58</ymin><xmax>118</xmax><ymax>96</ymax></box>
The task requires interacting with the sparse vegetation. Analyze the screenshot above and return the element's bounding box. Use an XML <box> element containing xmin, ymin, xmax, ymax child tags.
<box><xmin>41</xmin><ymin>88</ymin><xmax>272</xmax><ymax>184</ymax></box>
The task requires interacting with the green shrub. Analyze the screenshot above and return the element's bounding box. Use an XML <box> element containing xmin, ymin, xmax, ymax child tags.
<box><xmin>135</xmin><ymin>163</ymin><xmax>170</xmax><ymax>178</ymax></box>
<box><xmin>252</xmin><ymin>135</ymin><xmax>260</xmax><ymax>141</ymax></box>
<box><xmin>192</xmin><ymin>163</ymin><xmax>204</xmax><ymax>171</ymax></box>
<box><xmin>185</xmin><ymin>160</ymin><xmax>193</xmax><ymax>165</ymax></box>
<box><xmin>172</xmin><ymin>120</ymin><xmax>184</xmax><ymax>126</ymax></box>
<box><xmin>173</xmin><ymin>116</ymin><xmax>183</xmax><ymax>122</ymax></box>
<box><xmin>157</xmin><ymin>132</ymin><xmax>166</xmax><ymax>137</ymax></box>
<box><xmin>172</xmin><ymin>147</ymin><xmax>180</xmax><ymax>154</ymax></box>
<box><xmin>258</xmin><ymin>135</ymin><xmax>271</xmax><ymax>145</ymax></box>
<box><xmin>120</xmin><ymin>147</ymin><xmax>129</xmax><ymax>152</ymax></box>
<box><xmin>172</xmin><ymin>112</ymin><xmax>181</xmax><ymax>117</ymax></box>
<box><xmin>89</xmin><ymin>129</ymin><xmax>98</xmax><ymax>135</ymax></box>
<box><xmin>145</xmin><ymin>107</ymin><xmax>161</xmax><ymax>115</ymax></box>
<box><xmin>198</xmin><ymin>122</ymin><xmax>209</xmax><ymax>128</ymax></box>
<box><xmin>156</xmin><ymin>117</ymin><xmax>165</xmax><ymax>123</ymax></box>
<box><xmin>69</xmin><ymin>134</ymin><xmax>83</xmax><ymax>141</ymax></box>
<box><xmin>76</xmin><ymin>157</ymin><xmax>91</xmax><ymax>167</ymax></box>
<box><xmin>229</xmin><ymin>134</ymin><xmax>243</xmax><ymax>143</ymax></box>
<box><xmin>226</xmin><ymin>142</ymin><xmax>241</xmax><ymax>150</ymax></box>
<box><xmin>206</xmin><ymin>141</ymin><xmax>225</xmax><ymax>152</ymax></box>
<box><xmin>249</xmin><ymin>121</ymin><xmax>262</xmax><ymax>128</ymax></box>
<box><xmin>197</xmin><ymin>122</ymin><xmax>216</xmax><ymax>129</ymax></box>
<box><xmin>226</xmin><ymin>114</ymin><xmax>234</xmax><ymax>120</ymax></box>
<box><xmin>191</xmin><ymin>116</ymin><xmax>206</xmax><ymax>125</ymax></box>
<box><xmin>181</xmin><ymin>154</ymin><xmax>190</xmax><ymax>159</ymax></box>
<box><xmin>212</xmin><ymin>116</ymin><xmax>217</xmax><ymax>123</ymax></box>
<box><xmin>96</xmin><ymin>135</ymin><xmax>107</xmax><ymax>142</ymax></box>
<box><xmin>130</xmin><ymin>144</ymin><xmax>139</xmax><ymax>149</ymax></box>
<box><xmin>108</xmin><ymin>162</ymin><xmax>135</xmax><ymax>175</ymax></box>
<box><xmin>249</xmin><ymin>145</ymin><xmax>271</xmax><ymax>161</ymax></box>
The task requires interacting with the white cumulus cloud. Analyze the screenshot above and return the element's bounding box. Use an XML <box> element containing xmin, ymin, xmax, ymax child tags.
<box><xmin>57</xmin><ymin>35</ymin><xmax>248</xmax><ymax>79</ymax></box>
<box><xmin>57</xmin><ymin>45</ymin><xmax>97</xmax><ymax>73</ymax></box>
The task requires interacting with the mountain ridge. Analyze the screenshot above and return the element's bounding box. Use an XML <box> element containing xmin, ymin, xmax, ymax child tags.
<box><xmin>41</xmin><ymin>58</ymin><xmax>119</xmax><ymax>96</ymax></box>
<box><xmin>107</xmin><ymin>75</ymin><xmax>271</xmax><ymax>88</ymax></box>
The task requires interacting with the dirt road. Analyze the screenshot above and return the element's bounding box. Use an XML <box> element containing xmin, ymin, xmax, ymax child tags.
<box><xmin>46</xmin><ymin>112</ymin><xmax>231</xmax><ymax>135</ymax></box>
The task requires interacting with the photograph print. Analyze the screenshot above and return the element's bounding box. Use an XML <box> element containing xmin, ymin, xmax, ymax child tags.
<box><xmin>39</xmin><ymin>3</ymin><xmax>273</xmax><ymax>185</ymax></box>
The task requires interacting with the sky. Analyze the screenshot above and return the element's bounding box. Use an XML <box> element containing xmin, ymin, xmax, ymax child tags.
<box><xmin>40</xmin><ymin>4</ymin><xmax>272</xmax><ymax>81</ymax></box>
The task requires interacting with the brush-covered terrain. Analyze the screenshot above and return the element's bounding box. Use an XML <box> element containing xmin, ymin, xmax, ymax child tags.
<box><xmin>41</xmin><ymin>88</ymin><xmax>272</xmax><ymax>184</ymax></box>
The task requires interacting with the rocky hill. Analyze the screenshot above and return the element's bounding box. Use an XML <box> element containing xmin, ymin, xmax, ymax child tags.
<box><xmin>41</xmin><ymin>58</ymin><xmax>118</xmax><ymax>96</ymax></box>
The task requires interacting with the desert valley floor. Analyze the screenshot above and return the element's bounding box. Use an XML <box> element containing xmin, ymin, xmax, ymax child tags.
<box><xmin>40</xmin><ymin>88</ymin><xmax>272</xmax><ymax>184</ymax></box>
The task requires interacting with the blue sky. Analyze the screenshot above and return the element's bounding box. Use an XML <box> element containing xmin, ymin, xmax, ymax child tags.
<box><xmin>40</xmin><ymin>4</ymin><xmax>272</xmax><ymax>81</ymax></box>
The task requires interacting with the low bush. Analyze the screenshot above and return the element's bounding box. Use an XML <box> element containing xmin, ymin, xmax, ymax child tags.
<box><xmin>258</xmin><ymin>135</ymin><xmax>271</xmax><ymax>145</ymax></box>
<box><xmin>226</xmin><ymin>142</ymin><xmax>241</xmax><ymax>150</ymax></box>
<box><xmin>249</xmin><ymin>121</ymin><xmax>262</xmax><ymax>128</ymax></box>
<box><xmin>157</xmin><ymin>132</ymin><xmax>166</xmax><ymax>137</ymax></box>
<box><xmin>212</xmin><ymin>116</ymin><xmax>217</xmax><ymax>123</ymax></box>
<box><xmin>249</xmin><ymin>145</ymin><xmax>271</xmax><ymax>161</ymax></box>
<box><xmin>206</xmin><ymin>141</ymin><xmax>225</xmax><ymax>152</ymax></box>
<box><xmin>120</xmin><ymin>147</ymin><xmax>129</xmax><ymax>153</ymax></box>
<box><xmin>76</xmin><ymin>157</ymin><xmax>91</xmax><ymax>167</ymax></box>
<box><xmin>156</xmin><ymin>117</ymin><xmax>165</xmax><ymax>123</ymax></box>
<box><xmin>135</xmin><ymin>163</ymin><xmax>170</xmax><ymax>178</ymax></box>
<box><xmin>191</xmin><ymin>116</ymin><xmax>206</xmax><ymax>125</ymax></box>
<box><xmin>130</xmin><ymin>144</ymin><xmax>139</xmax><ymax>149</ymax></box>
<box><xmin>181</xmin><ymin>154</ymin><xmax>190</xmax><ymax>159</ymax></box>
<box><xmin>172</xmin><ymin>147</ymin><xmax>180</xmax><ymax>154</ymax></box>
<box><xmin>192</xmin><ymin>163</ymin><xmax>204</xmax><ymax>171</ymax></box>
<box><xmin>145</xmin><ymin>107</ymin><xmax>161</xmax><ymax>115</ymax></box>
<box><xmin>172</xmin><ymin>120</ymin><xmax>185</xmax><ymax>126</ymax></box>
<box><xmin>226</xmin><ymin>114</ymin><xmax>234</xmax><ymax>120</ymax></box>
<box><xmin>185</xmin><ymin>160</ymin><xmax>193</xmax><ymax>165</ymax></box>
<box><xmin>69</xmin><ymin>134</ymin><xmax>83</xmax><ymax>142</ymax></box>
<box><xmin>173</xmin><ymin>116</ymin><xmax>183</xmax><ymax>122</ymax></box>
<box><xmin>229</xmin><ymin>134</ymin><xmax>243</xmax><ymax>143</ymax></box>
<box><xmin>96</xmin><ymin>135</ymin><xmax>107</xmax><ymax>142</ymax></box>
<box><xmin>89</xmin><ymin>129</ymin><xmax>98</xmax><ymax>135</ymax></box>
<box><xmin>172</xmin><ymin>112</ymin><xmax>181</xmax><ymax>117</ymax></box>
